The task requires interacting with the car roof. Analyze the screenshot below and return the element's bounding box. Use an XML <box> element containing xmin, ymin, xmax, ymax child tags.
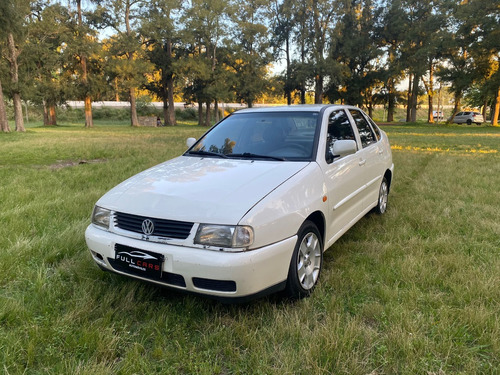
<box><xmin>234</xmin><ymin>104</ymin><xmax>358</xmax><ymax>114</ymax></box>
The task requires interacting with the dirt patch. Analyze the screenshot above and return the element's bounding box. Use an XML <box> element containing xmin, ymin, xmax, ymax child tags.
<box><xmin>49</xmin><ymin>159</ymin><xmax>107</xmax><ymax>170</ymax></box>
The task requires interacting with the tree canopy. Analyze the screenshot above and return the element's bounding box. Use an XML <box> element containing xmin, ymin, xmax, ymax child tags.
<box><xmin>0</xmin><ymin>0</ymin><xmax>499</xmax><ymax>129</ymax></box>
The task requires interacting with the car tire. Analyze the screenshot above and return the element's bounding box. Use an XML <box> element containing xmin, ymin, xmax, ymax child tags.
<box><xmin>466</xmin><ymin>119</ymin><xmax>472</xmax><ymax>125</ymax></box>
<box><xmin>374</xmin><ymin>177</ymin><xmax>389</xmax><ymax>215</ymax></box>
<box><xmin>284</xmin><ymin>221</ymin><xmax>323</xmax><ymax>299</ymax></box>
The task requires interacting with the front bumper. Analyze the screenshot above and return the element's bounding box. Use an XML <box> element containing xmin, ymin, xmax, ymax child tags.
<box><xmin>85</xmin><ymin>224</ymin><xmax>296</xmax><ymax>299</ymax></box>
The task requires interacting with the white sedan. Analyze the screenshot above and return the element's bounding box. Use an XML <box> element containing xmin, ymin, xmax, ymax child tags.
<box><xmin>85</xmin><ymin>105</ymin><xmax>394</xmax><ymax>301</ymax></box>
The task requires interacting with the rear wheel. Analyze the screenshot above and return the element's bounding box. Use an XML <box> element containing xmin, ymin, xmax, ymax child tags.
<box><xmin>285</xmin><ymin>221</ymin><xmax>323</xmax><ymax>299</ymax></box>
<box><xmin>466</xmin><ymin>119</ymin><xmax>472</xmax><ymax>125</ymax></box>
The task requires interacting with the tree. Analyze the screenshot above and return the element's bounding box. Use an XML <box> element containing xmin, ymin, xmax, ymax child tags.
<box><xmin>0</xmin><ymin>0</ymin><xmax>14</xmax><ymax>132</ymax></box>
<box><xmin>141</xmin><ymin>0</ymin><xmax>182</xmax><ymax>126</ymax></box>
<box><xmin>399</xmin><ymin>0</ymin><xmax>443</xmax><ymax>122</ymax></box>
<box><xmin>437</xmin><ymin>0</ymin><xmax>484</xmax><ymax>123</ymax></box>
<box><xmin>375</xmin><ymin>0</ymin><xmax>407</xmax><ymax>121</ymax></box>
<box><xmin>73</xmin><ymin>0</ymin><xmax>97</xmax><ymax>128</ymax></box>
<box><xmin>2</xmin><ymin>0</ymin><xmax>30</xmax><ymax>132</ymax></box>
<box><xmin>0</xmin><ymin>79</ymin><xmax>10</xmax><ymax>132</ymax></box>
<box><xmin>269</xmin><ymin>0</ymin><xmax>295</xmax><ymax>105</ymax></box>
<box><xmin>181</xmin><ymin>0</ymin><xmax>230</xmax><ymax>125</ymax></box>
<box><xmin>458</xmin><ymin>0</ymin><xmax>500</xmax><ymax>125</ymax></box>
<box><xmin>231</xmin><ymin>0</ymin><xmax>272</xmax><ymax>108</ymax></box>
<box><xmin>308</xmin><ymin>0</ymin><xmax>338</xmax><ymax>104</ymax></box>
<box><xmin>328</xmin><ymin>0</ymin><xmax>380</xmax><ymax>111</ymax></box>
<box><xmin>100</xmin><ymin>0</ymin><xmax>150</xmax><ymax>126</ymax></box>
<box><xmin>22</xmin><ymin>2</ymin><xmax>73</xmax><ymax>126</ymax></box>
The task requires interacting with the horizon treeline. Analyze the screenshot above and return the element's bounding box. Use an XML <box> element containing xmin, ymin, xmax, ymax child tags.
<box><xmin>0</xmin><ymin>0</ymin><xmax>499</xmax><ymax>131</ymax></box>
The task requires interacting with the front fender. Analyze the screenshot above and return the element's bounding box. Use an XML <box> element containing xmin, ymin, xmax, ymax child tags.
<box><xmin>239</xmin><ymin>163</ymin><xmax>327</xmax><ymax>249</ymax></box>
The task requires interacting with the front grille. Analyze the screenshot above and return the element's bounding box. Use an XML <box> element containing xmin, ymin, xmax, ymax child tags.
<box><xmin>114</xmin><ymin>212</ymin><xmax>193</xmax><ymax>239</ymax></box>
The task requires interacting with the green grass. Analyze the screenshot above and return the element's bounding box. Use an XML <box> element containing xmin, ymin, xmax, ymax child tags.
<box><xmin>1</xmin><ymin>121</ymin><xmax>499</xmax><ymax>374</ymax></box>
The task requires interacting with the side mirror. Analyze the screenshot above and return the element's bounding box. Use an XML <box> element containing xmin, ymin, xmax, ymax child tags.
<box><xmin>186</xmin><ymin>137</ymin><xmax>196</xmax><ymax>148</ymax></box>
<box><xmin>332</xmin><ymin>139</ymin><xmax>357</xmax><ymax>158</ymax></box>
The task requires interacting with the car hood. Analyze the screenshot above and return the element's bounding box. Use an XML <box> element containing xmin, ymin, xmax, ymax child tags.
<box><xmin>97</xmin><ymin>156</ymin><xmax>310</xmax><ymax>224</ymax></box>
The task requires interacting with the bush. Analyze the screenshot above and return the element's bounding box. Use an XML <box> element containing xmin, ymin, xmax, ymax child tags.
<box><xmin>92</xmin><ymin>107</ymin><xmax>130</xmax><ymax>120</ymax></box>
<box><xmin>175</xmin><ymin>108</ymin><xmax>197</xmax><ymax>121</ymax></box>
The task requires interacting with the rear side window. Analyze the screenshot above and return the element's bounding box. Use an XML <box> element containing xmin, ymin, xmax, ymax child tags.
<box><xmin>366</xmin><ymin>116</ymin><xmax>381</xmax><ymax>140</ymax></box>
<box><xmin>349</xmin><ymin>109</ymin><xmax>377</xmax><ymax>148</ymax></box>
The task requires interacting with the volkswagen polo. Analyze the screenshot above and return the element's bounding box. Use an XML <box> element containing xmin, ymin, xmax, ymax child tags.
<box><xmin>85</xmin><ymin>105</ymin><xmax>394</xmax><ymax>301</ymax></box>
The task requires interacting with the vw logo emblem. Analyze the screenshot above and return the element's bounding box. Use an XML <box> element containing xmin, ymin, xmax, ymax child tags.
<box><xmin>141</xmin><ymin>219</ymin><xmax>155</xmax><ymax>235</ymax></box>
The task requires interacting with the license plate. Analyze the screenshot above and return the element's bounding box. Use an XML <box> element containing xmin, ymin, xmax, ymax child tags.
<box><xmin>114</xmin><ymin>246</ymin><xmax>164</xmax><ymax>279</ymax></box>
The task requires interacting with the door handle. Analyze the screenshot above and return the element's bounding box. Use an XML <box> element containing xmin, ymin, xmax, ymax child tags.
<box><xmin>359</xmin><ymin>159</ymin><xmax>366</xmax><ymax>166</ymax></box>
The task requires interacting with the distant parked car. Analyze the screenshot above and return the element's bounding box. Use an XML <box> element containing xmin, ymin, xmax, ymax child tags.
<box><xmin>86</xmin><ymin>105</ymin><xmax>394</xmax><ymax>301</ymax></box>
<box><xmin>433</xmin><ymin>111</ymin><xmax>445</xmax><ymax>121</ymax></box>
<box><xmin>452</xmin><ymin>111</ymin><xmax>484</xmax><ymax>125</ymax></box>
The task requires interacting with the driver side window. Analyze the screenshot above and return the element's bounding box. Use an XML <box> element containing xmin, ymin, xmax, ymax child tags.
<box><xmin>326</xmin><ymin>110</ymin><xmax>355</xmax><ymax>163</ymax></box>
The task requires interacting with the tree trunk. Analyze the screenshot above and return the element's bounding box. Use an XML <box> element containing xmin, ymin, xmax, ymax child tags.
<box><xmin>298</xmin><ymin>36</ymin><xmax>306</xmax><ymax>104</ymax></box>
<box><xmin>314</xmin><ymin>75</ymin><xmax>323</xmax><ymax>104</ymax></box>
<box><xmin>7</xmin><ymin>33</ymin><xmax>25</xmax><ymax>132</ymax></box>
<box><xmin>410</xmin><ymin>73</ymin><xmax>420</xmax><ymax>122</ymax></box>
<box><xmin>198</xmin><ymin>102</ymin><xmax>203</xmax><ymax>126</ymax></box>
<box><xmin>48</xmin><ymin>104</ymin><xmax>57</xmax><ymax>125</ymax></box>
<box><xmin>163</xmin><ymin>100</ymin><xmax>169</xmax><ymax>126</ymax></box>
<box><xmin>84</xmin><ymin>95</ymin><xmax>93</xmax><ymax>128</ymax></box>
<box><xmin>166</xmin><ymin>76</ymin><xmax>175</xmax><ymax>125</ymax></box>
<box><xmin>13</xmin><ymin>92</ymin><xmax>24</xmax><ymax>131</ymax></box>
<box><xmin>387</xmin><ymin>78</ymin><xmax>395</xmax><ymax>122</ymax></box>
<box><xmin>43</xmin><ymin>100</ymin><xmax>49</xmax><ymax>126</ymax></box>
<box><xmin>0</xmin><ymin>79</ymin><xmax>11</xmax><ymax>132</ymax></box>
<box><xmin>115</xmin><ymin>78</ymin><xmax>120</xmax><ymax>101</ymax></box>
<box><xmin>492</xmin><ymin>87</ymin><xmax>500</xmax><ymax>126</ymax></box>
<box><xmin>205</xmin><ymin>101</ymin><xmax>211</xmax><ymax>127</ymax></box>
<box><xmin>129</xmin><ymin>88</ymin><xmax>139</xmax><ymax>126</ymax></box>
<box><xmin>285</xmin><ymin>36</ymin><xmax>292</xmax><ymax>105</ymax></box>
<box><xmin>214</xmin><ymin>100</ymin><xmax>219</xmax><ymax>123</ymax></box>
<box><xmin>426</xmin><ymin>62</ymin><xmax>434</xmax><ymax>123</ymax></box>
<box><xmin>125</xmin><ymin>0</ymin><xmax>139</xmax><ymax>127</ymax></box>
<box><xmin>406</xmin><ymin>73</ymin><xmax>412</xmax><ymax>122</ymax></box>
<box><xmin>165</xmin><ymin>39</ymin><xmax>176</xmax><ymax>125</ymax></box>
<box><xmin>448</xmin><ymin>92</ymin><xmax>461</xmax><ymax>124</ymax></box>
<box><xmin>77</xmin><ymin>0</ymin><xmax>93</xmax><ymax>128</ymax></box>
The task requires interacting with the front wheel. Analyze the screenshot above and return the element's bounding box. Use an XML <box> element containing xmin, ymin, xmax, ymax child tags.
<box><xmin>374</xmin><ymin>177</ymin><xmax>389</xmax><ymax>215</ymax></box>
<box><xmin>285</xmin><ymin>221</ymin><xmax>323</xmax><ymax>299</ymax></box>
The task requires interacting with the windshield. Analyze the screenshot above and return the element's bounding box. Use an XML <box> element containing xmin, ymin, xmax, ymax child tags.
<box><xmin>186</xmin><ymin>111</ymin><xmax>320</xmax><ymax>161</ymax></box>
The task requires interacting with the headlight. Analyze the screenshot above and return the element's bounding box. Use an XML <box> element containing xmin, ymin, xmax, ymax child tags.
<box><xmin>194</xmin><ymin>224</ymin><xmax>254</xmax><ymax>250</ymax></box>
<box><xmin>91</xmin><ymin>206</ymin><xmax>111</xmax><ymax>230</ymax></box>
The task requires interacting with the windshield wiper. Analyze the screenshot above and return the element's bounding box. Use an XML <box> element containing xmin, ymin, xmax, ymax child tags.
<box><xmin>186</xmin><ymin>150</ymin><xmax>228</xmax><ymax>158</ymax></box>
<box><xmin>227</xmin><ymin>153</ymin><xmax>286</xmax><ymax>161</ymax></box>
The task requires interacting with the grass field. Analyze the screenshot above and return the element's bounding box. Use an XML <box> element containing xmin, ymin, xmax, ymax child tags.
<box><xmin>1</xmin><ymin>120</ymin><xmax>499</xmax><ymax>374</ymax></box>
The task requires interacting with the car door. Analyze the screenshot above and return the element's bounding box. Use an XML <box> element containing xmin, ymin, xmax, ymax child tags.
<box><xmin>319</xmin><ymin>109</ymin><xmax>367</xmax><ymax>245</ymax></box>
<box><xmin>455</xmin><ymin>112</ymin><xmax>464</xmax><ymax>123</ymax></box>
<box><xmin>348</xmin><ymin>109</ymin><xmax>386</xmax><ymax>211</ymax></box>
